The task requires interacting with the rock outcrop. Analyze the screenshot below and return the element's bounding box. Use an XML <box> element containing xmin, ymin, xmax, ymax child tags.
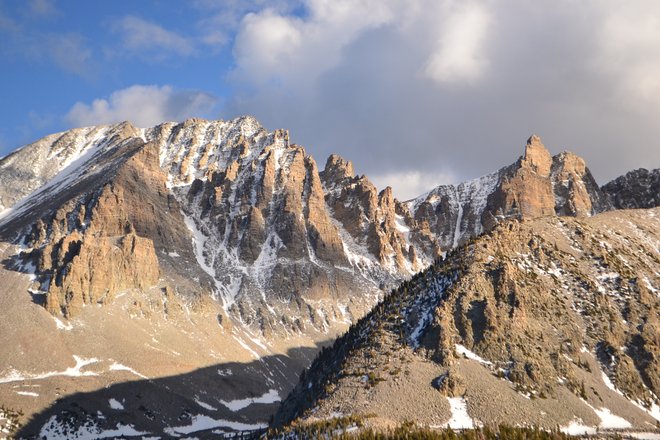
<box><xmin>43</xmin><ymin>231</ymin><xmax>160</xmax><ymax>317</ymax></box>
<box><xmin>602</xmin><ymin>168</ymin><xmax>660</xmax><ymax>209</ymax></box>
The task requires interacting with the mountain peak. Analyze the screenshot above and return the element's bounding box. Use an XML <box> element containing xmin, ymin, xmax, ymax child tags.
<box><xmin>523</xmin><ymin>134</ymin><xmax>552</xmax><ymax>177</ymax></box>
<box><xmin>321</xmin><ymin>154</ymin><xmax>354</xmax><ymax>189</ymax></box>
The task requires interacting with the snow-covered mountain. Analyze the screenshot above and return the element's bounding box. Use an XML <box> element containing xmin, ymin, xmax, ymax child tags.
<box><xmin>0</xmin><ymin>116</ymin><xmax>653</xmax><ymax>438</ymax></box>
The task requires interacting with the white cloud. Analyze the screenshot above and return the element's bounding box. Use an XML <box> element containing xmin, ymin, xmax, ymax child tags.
<box><xmin>195</xmin><ymin>0</ymin><xmax>299</xmax><ymax>49</ymax></box>
<box><xmin>423</xmin><ymin>2</ymin><xmax>490</xmax><ymax>83</ymax></box>
<box><xmin>66</xmin><ymin>85</ymin><xmax>216</xmax><ymax>128</ymax></box>
<box><xmin>113</xmin><ymin>16</ymin><xmax>196</xmax><ymax>58</ymax></box>
<box><xmin>232</xmin><ymin>0</ymin><xmax>395</xmax><ymax>87</ymax></box>
<box><xmin>370</xmin><ymin>169</ymin><xmax>457</xmax><ymax>201</ymax></box>
<box><xmin>593</xmin><ymin>4</ymin><xmax>660</xmax><ymax>105</ymax></box>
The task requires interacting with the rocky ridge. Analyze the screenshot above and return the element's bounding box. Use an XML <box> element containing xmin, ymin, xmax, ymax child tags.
<box><xmin>602</xmin><ymin>168</ymin><xmax>660</xmax><ymax>210</ymax></box>
<box><xmin>408</xmin><ymin>135</ymin><xmax>611</xmax><ymax>250</ymax></box>
<box><xmin>0</xmin><ymin>123</ymin><xmax>618</xmax><ymax>334</ymax></box>
<box><xmin>275</xmin><ymin>207</ymin><xmax>660</xmax><ymax>432</ymax></box>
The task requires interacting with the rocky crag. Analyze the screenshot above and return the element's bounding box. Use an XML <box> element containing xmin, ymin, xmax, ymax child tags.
<box><xmin>407</xmin><ymin>135</ymin><xmax>611</xmax><ymax>250</ymax></box>
<box><xmin>275</xmin><ymin>208</ymin><xmax>660</xmax><ymax>433</ymax></box>
<box><xmin>602</xmin><ymin>168</ymin><xmax>660</xmax><ymax>210</ymax></box>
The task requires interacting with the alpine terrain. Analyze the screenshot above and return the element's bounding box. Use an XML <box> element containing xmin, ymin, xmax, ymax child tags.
<box><xmin>0</xmin><ymin>116</ymin><xmax>657</xmax><ymax>438</ymax></box>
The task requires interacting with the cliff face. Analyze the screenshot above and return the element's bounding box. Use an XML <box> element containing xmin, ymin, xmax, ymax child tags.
<box><xmin>43</xmin><ymin>232</ymin><xmax>160</xmax><ymax>317</ymax></box>
<box><xmin>409</xmin><ymin>135</ymin><xmax>611</xmax><ymax>249</ymax></box>
<box><xmin>143</xmin><ymin>118</ymin><xmax>425</xmax><ymax>336</ymax></box>
<box><xmin>0</xmin><ymin>123</ymin><xmax>622</xmax><ymax>328</ymax></box>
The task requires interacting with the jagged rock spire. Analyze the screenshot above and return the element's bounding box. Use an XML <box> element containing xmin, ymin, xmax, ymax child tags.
<box><xmin>523</xmin><ymin>134</ymin><xmax>552</xmax><ymax>177</ymax></box>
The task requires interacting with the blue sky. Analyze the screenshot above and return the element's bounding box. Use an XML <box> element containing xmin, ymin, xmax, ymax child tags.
<box><xmin>1</xmin><ymin>0</ymin><xmax>659</xmax><ymax>199</ymax></box>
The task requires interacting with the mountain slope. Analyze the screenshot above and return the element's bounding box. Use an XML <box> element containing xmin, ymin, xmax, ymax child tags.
<box><xmin>275</xmin><ymin>207</ymin><xmax>660</xmax><ymax>432</ymax></box>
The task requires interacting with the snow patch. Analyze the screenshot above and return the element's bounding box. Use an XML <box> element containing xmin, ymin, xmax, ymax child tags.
<box><xmin>108</xmin><ymin>362</ymin><xmax>148</xmax><ymax>379</ymax></box>
<box><xmin>455</xmin><ymin>344</ymin><xmax>493</xmax><ymax>366</ymax></box>
<box><xmin>219</xmin><ymin>389</ymin><xmax>281</xmax><ymax>412</ymax></box>
<box><xmin>108</xmin><ymin>399</ymin><xmax>124</xmax><ymax>410</ymax></box>
<box><xmin>52</xmin><ymin>317</ymin><xmax>73</xmax><ymax>331</ymax></box>
<box><xmin>625</xmin><ymin>433</ymin><xmax>660</xmax><ymax>440</ymax></box>
<box><xmin>164</xmin><ymin>415</ymin><xmax>266</xmax><ymax>436</ymax></box>
<box><xmin>593</xmin><ymin>407</ymin><xmax>631</xmax><ymax>429</ymax></box>
<box><xmin>560</xmin><ymin>420</ymin><xmax>597</xmax><ymax>436</ymax></box>
<box><xmin>0</xmin><ymin>355</ymin><xmax>99</xmax><ymax>384</ymax></box>
<box><xmin>39</xmin><ymin>416</ymin><xmax>147</xmax><ymax>440</ymax></box>
<box><xmin>16</xmin><ymin>391</ymin><xmax>39</xmax><ymax>397</ymax></box>
<box><xmin>445</xmin><ymin>397</ymin><xmax>474</xmax><ymax>429</ymax></box>
<box><xmin>195</xmin><ymin>398</ymin><xmax>217</xmax><ymax>411</ymax></box>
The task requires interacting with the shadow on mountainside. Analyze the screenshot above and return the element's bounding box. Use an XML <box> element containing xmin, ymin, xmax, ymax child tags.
<box><xmin>0</xmin><ymin>251</ymin><xmax>49</xmax><ymax>307</ymax></box>
<box><xmin>15</xmin><ymin>344</ymin><xmax>327</xmax><ymax>439</ymax></box>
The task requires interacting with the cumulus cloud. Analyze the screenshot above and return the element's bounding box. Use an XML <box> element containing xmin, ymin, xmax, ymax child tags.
<box><xmin>222</xmin><ymin>0</ymin><xmax>660</xmax><ymax>195</ymax></box>
<box><xmin>371</xmin><ymin>169</ymin><xmax>457</xmax><ymax>201</ymax></box>
<box><xmin>423</xmin><ymin>2</ymin><xmax>490</xmax><ymax>83</ymax></box>
<box><xmin>112</xmin><ymin>16</ymin><xmax>196</xmax><ymax>59</ymax></box>
<box><xmin>232</xmin><ymin>0</ymin><xmax>395</xmax><ymax>88</ymax></box>
<box><xmin>194</xmin><ymin>0</ymin><xmax>298</xmax><ymax>48</ymax></box>
<box><xmin>66</xmin><ymin>85</ymin><xmax>217</xmax><ymax>128</ymax></box>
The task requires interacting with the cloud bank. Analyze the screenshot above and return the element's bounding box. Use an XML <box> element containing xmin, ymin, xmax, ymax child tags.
<box><xmin>222</xmin><ymin>0</ymin><xmax>660</xmax><ymax>199</ymax></box>
<box><xmin>66</xmin><ymin>85</ymin><xmax>216</xmax><ymax>128</ymax></box>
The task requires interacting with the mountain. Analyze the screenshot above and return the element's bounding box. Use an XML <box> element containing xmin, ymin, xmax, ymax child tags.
<box><xmin>406</xmin><ymin>135</ymin><xmax>611</xmax><ymax>250</ymax></box>
<box><xmin>0</xmin><ymin>117</ymin><xmax>432</xmax><ymax>438</ymax></box>
<box><xmin>0</xmin><ymin>116</ymin><xmax>654</xmax><ymax>437</ymax></box>
<box><xmin>275</xmin><ymin>207</ymin><xmax>660</xmax><ymax>433</ymax></box>
<box><xmin>602</xmin><ymin>168</ymin><xmax>660</xmax><ymax>210</ymax></box>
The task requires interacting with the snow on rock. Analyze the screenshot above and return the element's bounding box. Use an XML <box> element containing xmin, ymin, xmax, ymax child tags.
<box><xmin>602</xmin><ymin>371</ymin><xmax>623</xmax><ymax>395</ymax></box>
<box><xmin>408</xmin><ymin>171</ymin><xmax>499</xmax><ymax>248</ymax></box>
<box><xmin>163</xmin><ymin>415</ymin><xmax>267</xmax><ymax>436</ymax></box>
<box><xmin>219</xmin><ymin>389</ymin><xmax>281</xmax><ymax>412</ymax></box>
<box><xmin>407</xmin><ymin>272</ymin><xmax>457</xmax><ymax>348</ymax></box>
<box><xmin>455</xmin><ymin>344</ymin><xmax>493</xmax><ymax>366</ymax></box>
<box><xmin>108</xmin><ymin>399</ymin><xmax>124</xmax><ymax>410</ymax></box>
<box><xmin>39</xmin><ymin>416</ymin><xmax>147</xmax><ymax>440</ymax></box>
<box><xmin>445</xmin><ymin>397</ymin><xmax>474</xmax><ymax>429</ymax></box>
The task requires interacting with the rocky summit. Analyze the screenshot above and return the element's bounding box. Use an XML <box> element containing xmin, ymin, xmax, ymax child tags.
<box><xmin>0</xmin><ymin>116</ymin><xmax>657</xmax><ymax>438</ymax></box>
